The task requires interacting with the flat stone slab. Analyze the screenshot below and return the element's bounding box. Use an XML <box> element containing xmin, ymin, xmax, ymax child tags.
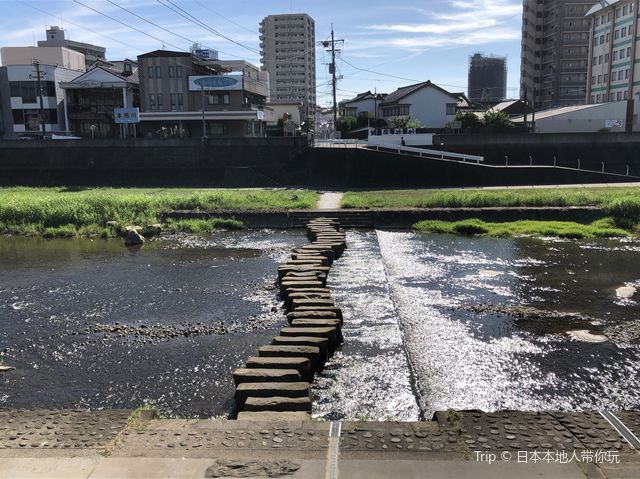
<box><xmin>235</xmin><ymin>382</ymin><xmax>310</xmax><ymax>408</ymax></box>
<box><xmin>287</xmin><ymin>311</ymin><xmax>340</xmax><ymax>324</ymax></box>
<box><xmin>245</xmin><ymin>357</ymin><xmax>313</xmax><ymax>382</ymax></box>
<box><xmin>282</xmin><ymin>287</ymin><xmax>331</xmax><ymax>299</ymax></box>
<box><xmin>289</xmin><ymin>319</ymin><xmax>344</xmax><ymax>343</ymax></box>
<box><xmin>258</xmin><ymin>346</ymin><xmax>323</xmax><ymax>373</ymax></box>
<box><xmin>233</xmin><ymin>368</ymin><xmax>300</xmax><ymax>386</ymax></box>
<box><xmin>285</xmin><ymin>292</ymin><xmax>332</xmax><ymax>309</ymax></box>
<box><xmin>243</xmin><ymin>396</ymin><xmax>312</xmax><ymax>413</ymax></box>
<box><xmin>280</xmin><ymin>327</ymin><xmax>339</xmax><ymax>350</ymax></box>
<box><xmin>235</xmin><ymin>411</ymin><xmax>312</xmax><ymax>422</ymax></box>
<box><xmin>291</xmin><ymin>306</ymin><xmax>343</xmax><ymax>319</ymax></box>
<box><xmin>291</xmin><ymin>255</ymin><xmax>330</xmax><ymax>266</ymax></box>
<box><xmin>289</xmin><ymin>298</ymin><xmax>336</xmax><ymax>311</ymax></box>
<box><xmin>280</xmin><ymin>281</ymin><xmax>324</xmax><ymax>293</ymax></box>
<box><xmin>272</xmin><ymin>337</ymin><xmax>329</xmax><ymax>363</ymax></box>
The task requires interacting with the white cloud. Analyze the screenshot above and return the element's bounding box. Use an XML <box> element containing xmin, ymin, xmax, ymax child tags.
<box><xmin>363</xmin><ymin>0</ymin><xmax>522</xmax><ymax>52</ymax></box>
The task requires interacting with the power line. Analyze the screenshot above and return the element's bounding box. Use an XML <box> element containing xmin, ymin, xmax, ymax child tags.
<box><xmin>157</xmin><ymin>0</ymin><xmax>259</xmax><ymax>55</ymax></box>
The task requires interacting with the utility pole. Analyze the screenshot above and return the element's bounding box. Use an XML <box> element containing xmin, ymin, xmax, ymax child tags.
<box><xmin>322</xmin><ymin>26</ymin><xmax>343</xmax><ymax>127</ymax></box>
<box><xmin>32</xmin><ymin>60</ymin><xmax>47</xmax><ymax>138</ymax></box>
<box><xmin>201</xmin><ymin>84</ymin><xmax>207</xmax><ymax>142</ymax></box>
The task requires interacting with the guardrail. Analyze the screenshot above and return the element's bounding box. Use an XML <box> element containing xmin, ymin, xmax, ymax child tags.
<box><xmin>369</xmin><ymin>143</ymin><xmax>485</xmax><ymax>164</ymax></box>
<box><xmin>314</xmin><ymin>139</ymin><xmax>364</xmax><ymax>148</ymax></box>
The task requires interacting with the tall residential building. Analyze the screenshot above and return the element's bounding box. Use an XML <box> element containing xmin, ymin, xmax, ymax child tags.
<box><xmin>586</xmin><ymin>1</ymin><xmax>640</xmax><ymax>104</ymax></box>
<box><xmin>468</xmin><ymin>53</ymin><xmax>507</xmax><ymax>103</ymax></box>
<box><xmin>521</xmin><ymin>0</ymin><xmax>593</xmax><ymax>110</ymax></box>
<box><xmin>259</xmin><ymin>14</ymin><xmax>316</xmax><ymax>121</ymax></box>
<box><xmin>37</xmin><ymin>26</ymin><xmax>106</xmax><ymax>69</ymax></box>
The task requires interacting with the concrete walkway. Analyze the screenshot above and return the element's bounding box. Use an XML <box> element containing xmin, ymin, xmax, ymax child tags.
<box><xmin>316</xmin><ymin>192</ymin><xmax>344</xmax><ymax>210</ymax></box>
<box><xmin>1</xmin><ymin>410</ymin><xmax>639</xmax><ymax>478</ymax></box>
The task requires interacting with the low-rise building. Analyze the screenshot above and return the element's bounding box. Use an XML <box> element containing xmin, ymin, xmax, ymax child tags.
<box><xmin>59</xmin><ymin>59</ymin><xmax>139</xmax><ymax>138</ymax></box>
<box><xmin>0</xmin><ymin>64</ymin><xmax>83</xmax><ymax>138</ymax></box>
<box><xmin>511</xmin><ymin>101</ymin><xmax>639</xmax><ymax>133</ymax></box>
<box><xmin>37</xmin><ymin>26</ymin><xmax>106</xmax><ymax>69</ymax></box>
<box><xmin>137</xmin><ymin>50</ymin><xmax>269</xmax><ymax>138</ymax></box>
<box><xmin>379</xmin><ymin>81</ymin><xmax>471</xmax><ymax>128</ymax></box>
<box><xmin>338</xmin><ymin>91</ymin><xmax>387</xmax><ymax>119</ymax></box>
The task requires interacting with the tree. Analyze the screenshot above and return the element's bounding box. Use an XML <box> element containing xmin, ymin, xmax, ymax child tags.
<box><xmin>335</xmin><ymin>116</ymin><xmax>356</xmax><ymax>133</ymax></box>
<box><xmin>483</xmin><ymin>110</ymin><xmax>513</xmax><ymax>132</ymax></box>
<box><xmin>356</xmin><ymin>111</ymin><xmax>374</xmax><ymax>128</ymax></box>
<box><xmin>391</xmin><ymin>116</ymin><xmax>423</xmax><ymax>129</ymax></box>
<box><xmin>453</xmin><ymin>110</ymin><xmax>483</xmax><ymax>130</ymax></box>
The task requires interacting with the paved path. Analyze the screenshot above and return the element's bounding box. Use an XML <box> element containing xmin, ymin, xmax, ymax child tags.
<box><xmin>316</xmin><ymin>192</ymin><xmax>344</xmax><ymax>210</ymax></box>
<box><xmin>1</xmin><ymin>409</ymin><xmax>639</xmax><ymax>478</ymax></box>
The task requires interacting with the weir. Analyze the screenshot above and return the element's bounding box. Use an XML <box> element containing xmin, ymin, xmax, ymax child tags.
<box><xmin>233</xmin><ymin>217</ymin><xmax>347</xmax><ymax>420</ymax></box>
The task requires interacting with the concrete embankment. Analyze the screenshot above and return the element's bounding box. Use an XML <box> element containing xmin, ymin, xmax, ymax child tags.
<box><xmin>232</xmin><ymin>217</ymin><xmax>347</xmax><ymax>420</ymax></box>
<box><xmin>164</xmin><ymin>206</ymin><xmax>608</xmax><ymax>229</ymax></box>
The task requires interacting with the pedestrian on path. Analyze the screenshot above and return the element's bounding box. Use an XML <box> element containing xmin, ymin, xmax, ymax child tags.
<box><xmin>401</xmin><ymin>137</ymin><xmax>406</xmax><ymax>146</ymax></box>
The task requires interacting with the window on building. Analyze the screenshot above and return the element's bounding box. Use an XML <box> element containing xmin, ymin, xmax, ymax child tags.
<box><xmin>598</xmin><ymin>74</ymin><xmax>602</xmax><ymax>83</ymax></box>
<box><xmin>169</xmin><ymin>66</ymin><xmax>175</xmax><ymax>78</ymax></box>
<box><xmin>445</xmin><ymin>103</ymin><xmax>456</xmax><ymax>115</ymax></box>
<box><xmin>593</xmin><ymin>55</ymin><xmax>598</xmax><ymax>65</ymax></box>
<box><xmin>619</xmin><ymin>70</ymin><xmax>624</xmax><ymax>80</ymax></box>
<box><xmin>624</xmin><ymin>5</ymin><xmax>628</xmax><ymax>15</ymax></box>
<box><xmin>626</xmin><ymin>69</ymin><xmax>630</xmax><ymax>79</ymax></box>
<box><xmin>606</xmin><ymin>33</ymin><xmax>611</xmax><ymax>42</ymax></box>
<box><xmin>149</xmin><ymin>93</ymin><xmax>155</xmax><ymax>107</ymax></box>
<box><xmin>124</xmin><ymin>63</ymin><xmax>132</xmax><ymax>74</ymax></box>
<box><xmin>600</xmin><ymin>35</ymin><xmax>605</xmax><ymax>44</ymax></box>
<box><xmin>618</xmin><ymin>91</ymin><xmax>623</xmax><ymax>100</ymax></box>
<box><xmin>597</xmin><ymin>94</ymin><xmax>601</xmax><ymax>102</ymax></box>
<box><xmin>157</xmin><ymin>93</ymin><xmax>163</xmax><ymax>106</ymax></box>
<box><xmin>592</xmin><ymin>75</ymin><xmax>596</xmax><ymax>84</ymax></box>
<box><xmin>621</xmin><ymin>27</ymin><xmax>626</xmax><ymax>37</ymax></box>
<box><xmin>176</xmin><ymin>66</ymin><xmax>183</xmax><ymax>78</ymax></box>
<box><xmin>595</xmin><ymin>17</ymin><xmax>600</xmax><ymax>26</ymax></box>
<box><xmin>170</xmin><ymin>93</ymin><xmax>176</xmax><ymax>106</ymax></box>
<box><xmin>605</xmin><ymin>53</ymin><xmax>609</xmax><ymax>63</ymax></box>
<box><xmin>615</xmin><ymin>30</ymin><xmax>620</xmax><ymax>40</ymax></box>
<box><xmin>608</xmin><ymin>11</ymin><xmax>613</xmax><ymax>21</ymax></box>
<box><xmin>599</xmin><ymin>55</ymin><xmax>603</xmax><ymax>64</ymax></box>
<box><xmin>620</xmin><ymin>49</ymin><xmax>625</xmax><ymax>59</ymax></box>
<box><xmin>604</xmin><ymin>73</ymin><xmax>609</xmax><ymax>82</ymax></box>
<box><xmin>614</xmin><ymin>51</ymin><xmax>619</xmax><ymax>60</ymax></box>
<box><xmin>177</xmin><ymin>93</ymin><xmax>184</xmax><ymax>106</ymax></box>
<box><xmin>627</xmin><ymin>46</ymin><xmax>631</xmax><ymax>57</ymax></box>
<box><xmin>147</xmin><ymin>66</ymin><xmax>154</xmax><ymax>78</ymax></box>
<box><xmin>616</xmin><ymin>7</ymin><xmax>621</xmax><ymax>18</ymax></box>
<box><xmin>155</xmin><ymin>66</ymin><xmax>161</xmax><ymax>78</ymax></box>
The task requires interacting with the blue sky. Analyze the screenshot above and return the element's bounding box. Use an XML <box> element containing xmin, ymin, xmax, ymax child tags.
<box><xmin>1</xmin><ymin>0</ymin><xmax>523</xmax><ymax>106</ymax></box>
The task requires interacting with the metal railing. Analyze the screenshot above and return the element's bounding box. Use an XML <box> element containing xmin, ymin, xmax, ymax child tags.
<box><xmin>314</xmin><ymin>139</ymin><xmax>364</xmax><ymax>148</ymax></box>
<box><xmin>369</xmin><ymin>143</ymin><xmax>485</xmax><ymax>164</ymax></box>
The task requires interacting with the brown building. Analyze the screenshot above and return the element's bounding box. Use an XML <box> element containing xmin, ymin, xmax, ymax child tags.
<box><xmin>521</xmin><ymin>0</ymin><xmax>593</xmax><ymax>110</ymax></box>
<box><xmin>137</xmin><ymin>50</ymin><xmax>269</xmax><ymax>138</ymax></box>
<box><xmin>60</xmin><ymin>59</ymin><xmax>139</xmax><ymax>138</ymax></box>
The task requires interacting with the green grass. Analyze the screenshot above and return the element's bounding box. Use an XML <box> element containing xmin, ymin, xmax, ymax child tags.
<box><xmin>0</xmin><ymin>187</ymin><xmax>317</xmax><ymax>238</ymax></box>
<box><xmin>341</xmin><ymin>187</ymin><xmax>640</xmax><ymax>211</ymax></box>
<box><xmin>413</xmin><ymin>218</ymin><xmax>635</xmax><ymax>239</ymax></box>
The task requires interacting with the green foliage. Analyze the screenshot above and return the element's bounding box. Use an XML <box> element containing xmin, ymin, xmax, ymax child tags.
<box><xmin>164</xmin><ymin>218</ymin><xmax>243</xmax><ymax>233</ymax></box>
<box><xmin>356</xmin><ymin>111</ymin><xmax>374</xmax><ymax>128</ymax></box>
<box><xmin>0</xmin><ymin>188</ymin><xmax>315</xmax><ymax>237</ymax></box>
<box><xmin>390</xmin><ymin>116</ymin><xmax>423</xmax><ymax>129</ymax></box>
<box><xmin>336</xmin><ymin>116</ymin><xmax>356</xmax><ymax>133</ymax></box>
<box><xmin>341</xmin><ymin>187</ymin><xmax>640</xmax><ymax>212</ymax></box>
<box><xmin>483</xmin><ymin>110</ymin><xmax>513</xmax><ymax>132</ymax></box>
<box><xmin>453</xmin><ymin>110</ymin><xmax>483</xmax><ymax>130</ymax></box>
<box><xmin>413</xmin><ymin>218</ymin><xmax>633</xmax><ymax>239</ymax></box>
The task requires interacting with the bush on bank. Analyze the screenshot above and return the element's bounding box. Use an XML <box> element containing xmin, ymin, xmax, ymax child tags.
<box><xmin>413</xmin><ymin>218</ymin><xmax>635</xmax><ymax>239</ymax></box>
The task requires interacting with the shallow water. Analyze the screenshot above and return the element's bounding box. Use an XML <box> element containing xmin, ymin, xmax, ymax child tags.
<box><xmin>375</xmin><ymin>231</ymin><xmax>640</xmax><ymax>418</ymax></box>
<box><xmin>0</xmin><ymin>231</ymin><xmax>307</xmax><ymax>417</ymax></box>
<box><xmin>1</xmin><ymin>230</ymin><xmax>639</xmax><ymax>419</ymax></box>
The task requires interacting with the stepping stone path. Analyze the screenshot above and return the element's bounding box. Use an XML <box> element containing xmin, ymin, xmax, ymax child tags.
<box><xmin>233</xmin><ymin>217</ymin><xmax>346</xmax><ymax>421</ymax></box>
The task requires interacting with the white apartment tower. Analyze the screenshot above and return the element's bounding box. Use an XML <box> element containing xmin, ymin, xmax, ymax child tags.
<box><xmin>259</xmin><ymin>14</ymin><xmax>316</xmax><ymax>121</ymax></box>
<box><xmin>586</xmin><ymin>1</ymin><xmax>640</xmax><ymax>104</ymax></box>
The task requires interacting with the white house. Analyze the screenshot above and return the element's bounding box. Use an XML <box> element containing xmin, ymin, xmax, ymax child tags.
<box><xmin>379</xmin><ymin>81</ymin><xmax>471</xmax><ymax>128</ymax></box>
<box><xmin>339</xmin><ymin>91</ymin><xmax>387</xmax><ymax>119</ymax></box>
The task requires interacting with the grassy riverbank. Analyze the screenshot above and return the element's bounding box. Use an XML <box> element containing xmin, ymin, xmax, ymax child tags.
<box><xmin>413</xmin><ymin>218</ymin><xmax>636</xmax><ymax>239</ymax></box>
<box><xmin>0</xmin><ymin>187</ymin><xmax>317</xmax><ymax>237</ymax></box>
<box><xmin>341</xmin><ymin>187</ymin><xmax>640</xmax><ymax>212</ymax></box>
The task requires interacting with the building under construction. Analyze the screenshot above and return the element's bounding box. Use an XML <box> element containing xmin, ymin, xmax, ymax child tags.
<box><xmin>468</xmin><ymin>53</ymin><xmax>507</xmax><ymax>104</ymax></box>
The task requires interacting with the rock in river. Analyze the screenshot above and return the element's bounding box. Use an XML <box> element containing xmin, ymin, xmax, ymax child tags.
<box><xmin>124</xmin><ymin>229</ymin><xmax>145</xmax><ymax>246</ymax></box>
